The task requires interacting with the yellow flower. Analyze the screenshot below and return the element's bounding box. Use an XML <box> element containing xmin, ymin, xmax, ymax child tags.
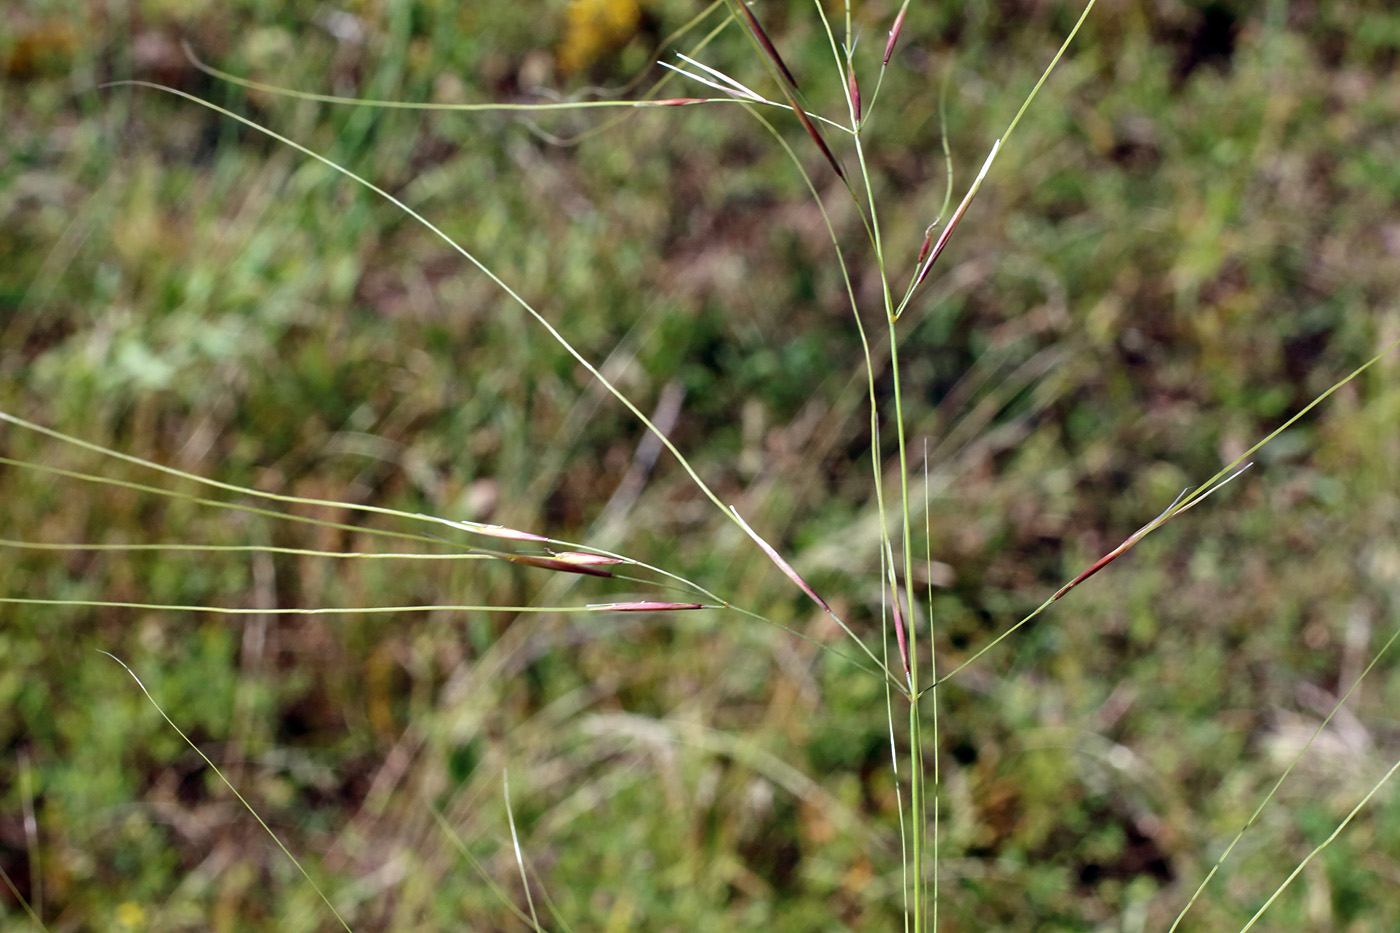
<box><xmin>116</xmin><ymin>901</ymin><xmax>147</xmax><ymax>929</ymax></box>
<box><xmin>557</xmin><ymin>0</ymin><xmax>642</xmax><ymax>75</ymax></box>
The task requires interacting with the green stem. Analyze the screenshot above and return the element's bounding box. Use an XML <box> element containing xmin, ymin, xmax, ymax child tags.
<box><xmin>909</xmin><ymin>699</ymin><xmax>923</xmax><ymax>931</ymax></box>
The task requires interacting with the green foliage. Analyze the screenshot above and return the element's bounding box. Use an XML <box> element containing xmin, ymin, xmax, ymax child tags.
<box><xmin>3</xmin><ymin>1</ymin><xmax>1400</xmax><ymax>930</ymax></box>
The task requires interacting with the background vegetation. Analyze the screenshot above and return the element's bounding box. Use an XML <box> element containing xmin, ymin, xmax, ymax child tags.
<box><xmin>3</xmin><ymin>0</ymin><xmax>1399</xmax><ymax>929</ymax></box>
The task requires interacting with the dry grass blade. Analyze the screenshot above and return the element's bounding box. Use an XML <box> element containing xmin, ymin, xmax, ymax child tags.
<box><xmin>502</xmin><ymin>771</ymin><xmax>543</xmax><ymax>933</ymax></box>
<box><xmin>434</xmin><ymin>521</ymin><xmax>552</xmax><ymax>543</ymax></box>
<box><xmin>547</xmin><ymin>551</ymin><xmax>627</xmax><ymax>567</ymax></box>
<box><xmin>666</xmin><ymin>54</ymin><xmax>766</xmax><ymax>102</ymax></box>
<box><xmin>428</xmin><ymin>808</ymin><xmax>547</xmax><ymax>932</ymax></box>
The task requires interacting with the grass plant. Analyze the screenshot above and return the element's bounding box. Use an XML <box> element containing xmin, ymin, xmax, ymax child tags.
<box><xmin>3</xmin><ymin>1</ymin><xmax>1400</xmax><ymax>929</ymax></box>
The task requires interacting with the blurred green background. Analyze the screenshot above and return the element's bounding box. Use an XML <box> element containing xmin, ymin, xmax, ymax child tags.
<box><xmin>3</xmin><ymin>0</ymin><xmax>1399</xmax><ymax>930</ymax></box>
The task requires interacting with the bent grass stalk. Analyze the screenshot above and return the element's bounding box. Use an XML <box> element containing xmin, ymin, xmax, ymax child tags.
<box><xmin>7</xmin><ymin>3</ymin><xmax>1400</xmax><ymax>929</ymax></box>
<box><xmin>98</xmin><ymin>651</ymin><xmax>356</xmax><ymax>933</ymax></box>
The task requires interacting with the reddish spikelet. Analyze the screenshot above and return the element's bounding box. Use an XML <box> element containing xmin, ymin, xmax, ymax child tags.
<box><xmin>506</xmin><ymin>554</ymin><xmax>614</xmax><ymax>578</ymax></box>
<box><xmin>792</xmin><ymin>100</ymin><xmax>847</xmax><ymax>180</ymax></box>
<box><xmin>549</xmin><ymin>551</ymin><xmax>626</xmax><ymax>566</ymax></box>
<box><xmin>914</xmin><ymin>139</ymin><xmax>1000</xmax><ymax>288</ymax></box>
<box><xmin>736</xmin><ymin>3</ymin><xmax>799</xmax><ymax>90</ymax></box>
<box><xmin>649</xmin><ymin>97</ymin><xmax>705</xmax><ymax>107</ymax></box>
<box><xmin>730</xmin><ymin>508</ymin><xmax>833</xmax><ymax>614</ymax></box>
<box><xmin>474</xmin><ymin>524</ymin><xmax>551</xmax><ymax>543</ymax></box>
<box><xmin>891</xmin><ymin>594</ymin><xmax>911</xmax><ymax>680</ymax></box>
<box><xmin>588</xmin><ymin>601</ymin><xmax>705</xmax><ymax>612</ymax></box>
<box><xmin>914</xmin><ymin>224</ymin><xmax>953</xmax><ymax>286</ymax></box>
<box><xmin>884</xmin><ymin>4</ymin><xmax>909</xmax><ymax>66</ymax></box>
<box><xmin>847</xmin><ymin>69</ymin><xmax>861</xmax><ymax>123</ymax></box>
<box><xmin>1051</xmin><ymin>549</ymin><xmax>1119</xmax><ymax>600</ymax></box>
<box><xmin>916</xmin><ymin>223</ymin><xmax>936</xmax><ymax>265</ymax></box>
<box><xmin>1051</xmin><ymin>484</ymin><xmax>1204</xmax><ymax>601</ymax></box>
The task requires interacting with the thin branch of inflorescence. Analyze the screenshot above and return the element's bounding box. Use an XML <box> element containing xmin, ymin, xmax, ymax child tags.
<box><xmin>99</xmin><ymin>651</ymin><xmax>356</xmax><ymax>933</ymax></box>
<box><xmin>929</xmin><ymin>336</ymin><xmax>1398</xmax><ymax>695</ymax></box>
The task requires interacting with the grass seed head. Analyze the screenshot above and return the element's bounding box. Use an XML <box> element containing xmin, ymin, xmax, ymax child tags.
<box><xmin>506</xmin><ymin>554</ymin><xmax>615</xmax><ymax>578</ymax></box>
<box><xmin>916</xmin><ymin>223</ymin><xmax>937</xmax><ymax>266</ymax></box>
<box><xmin>884</xmin><ymin>5</ymin><xmax>908</xmax><ymax>66</ymax></box>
